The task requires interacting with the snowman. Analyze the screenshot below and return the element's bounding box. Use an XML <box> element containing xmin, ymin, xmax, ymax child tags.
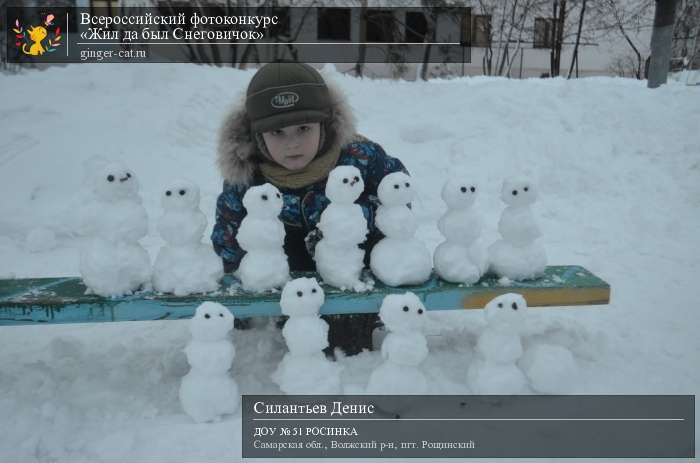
<box><xmin>272</xmin><ymin>278</ymin><xmax>342</xmax><ymax>394</ymax></box>
<box><xmin>467</xmin><ymin>293</ymin><xmax>529</xmax><ymax>394</ymax></box>
<box><xmin>179</xmin><ymin>302</ymin><xmax>239</xmax><ymax>423</ymax></box>
<box><xmin>370</xmin><ymin>172</ymin><xmax>432</xmax><ymax>286</ymax></box>
<box><xmin>519</xmin><ymin>343</ymin><xmax>579</xmax><ymax>393</ymax></box>
<box><xmin>152</xmin><ymin>179</ymin><xmax>223</xmax><ymax>295</ymax></box>
<box><xmin>489</xmin><ymin>178</ymin><xmax>547</xmax><ymax>280</ymax></box>
<box><xmin>433</xmin><ymin>177</ymin><xmax>487</xmax><ymax>285</ymax></box>
<box><xmin>315</xmin><ymin>166</ymin><xmax>368</xmax><ymax>291</ymax></box>
<box><xmin>366</xmin><ymin>292</ymin><xmax>429</xmax><ymax>395</ymax></box>
<box><xmin>237</xmin><ymin>183</ymin><xmax>289</xmax><ymax>292</ymax></box>
<box><xmin>79</xmin><ymin>158</ymin><xmax>151</xmax><ymax>297</ymax></box>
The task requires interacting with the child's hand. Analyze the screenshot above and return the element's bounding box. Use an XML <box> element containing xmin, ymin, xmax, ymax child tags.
<box><xmin>304</xmin><ymin>228</ymin><xmax>323</xmax><ymax>258</ymax></box>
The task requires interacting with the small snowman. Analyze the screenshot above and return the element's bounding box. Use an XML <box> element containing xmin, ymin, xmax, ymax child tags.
<box><xmin>433</xmin><ymin>177</ymin><xmax>487</xmax><ymax>285</ymax></box>
<box><xmin>370</xmin><ymin>173</ymin><xmax>432</xmax><ymax>286</ymax></box>
<box><xmin>489</xmin><ymin>178</ymin><xmax>547</xmax><ymax>280</ymax></box>
<box><xmin>152</xmin><ymin>180</ymin><xmax>223</xmax><ymax>295</ymax></box>
<box><xmin>315</xmin><ymin>166</ymin><xmax>368</xmax><ymax>291</ymax></box>
<box><xmin>179</xmin><ymin>302</ymin><xmax>239</xmax><ymax>423</ymax></box>
<box><xmin>519</xmin><ymin>343</ymin><xmax>579</xmax><ymax>393</ymax></box>
<box><xmin>237</xmin><ymin>183</ymin><xmax>289</xmax><ymax>292</ymax></box>
<box><xmin>272</xmin><ymin>278</ymin><xmax>342</xmax><ymax>394</ymax></box>
<box><xmin>79</xmin><ymin>158</ymin><xmax>151</xmax><ymax>297</ymax></box>
<box><xmin>467</xmin><ymin>293</ymin><xmax>529</xmax><ymax>394</ymax></box>
<box><xmin>366</xmin><ymin>292</ymin><xmax>429</xmax><ymax>395</ymax></box>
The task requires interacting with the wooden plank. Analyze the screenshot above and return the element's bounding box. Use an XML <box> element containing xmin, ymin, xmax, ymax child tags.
<box><xmin>0</xmin><ymin>266</ymin><xmax>610</xmax><ymax>326</ymax></box>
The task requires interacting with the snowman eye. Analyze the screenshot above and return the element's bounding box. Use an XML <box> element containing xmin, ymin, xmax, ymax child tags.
<box><xmin>394</xmin><ymin>184</ymin><xmax>400</xmax><ymax>189</ymax></box>
<box><xmin>402</xmin><ymin>306</ymin><xmax>409</xmax><ymax>312</ymax></box>
<box><xmin>276</xmin><ymin>193</ymin><xmax>281</xmax><ymax>198</ymax></box>
<box><xmin>166</xmin><ymin>190</ymin><xmax>172</xmax><ymax>196</ymax></box>
<box><xmin>460</xmin><ymin>186</ymin><xmax>467</xmax><ymax>193</ymax></box>
<box><xmin>126</xmin><ymin>172</ymin><xmax>132</xmax><ymax>178</ymax></box>
<box><xmin>354</xmin><ymin>176</ymin><xmax>360</xmax><ymax>182</ymax></box>
<box><xmin>107</xmin><ymin>175</ymin><xmax>115</xmax><ymax>182</ymax></box>
<box><xmin>512</xmin><ymin>190</ymin><xmax>518</xmax><ymax>196</ymax></box>
<box><xmin>418</xmin><ymin>308</ymin><xmax>424</xmax><ymax>314</ymax></box>
<box><xmin>497</xmin><ymin>303</ymin><xmax>503</xmax><ymax>308</ymax></box>
<box><xmin>470</xmin><ymin>186</ymin><xmax>476</xmax><ymax>193</ymax></box>
<box><xmin>405</xmin><ymin>182</ymin><xmax>410</xmax><ymax>188</ymax></box>
<box><xmin>262</xmin><ymin>194</ymin><xmax>268</xmax><ymax>201</ymax></box>
<box><xmin>297</xmin><ymin>291</ymin><xmax>303</xmax><ymax>297</ymax></box>
<box><xmin>511</xmin><ymin>302</ymin><xmax>518</xmax><ymax>310</ymax></box>
<box><xmin>524</xmin><ymin>186</ymin><xmax>529</xmax><ymax>192</ymax></box>
<box><xmin>343</xmin><ymin>178</ymin><xmax>349</xmax><ymax>184</ymax></box>
<box><xmin>179</xmin><ymin>189</ymin><xmax>186</xmax><ymax>196</ymax></box>
<box><xmin>312</xmin><ymin>288</ymin><xmax>317</xmax><ymax>293</ymax></box>
<box><xmin>204</xmin><ymin>313</ymin><xmax>211</xmax><ymax>319</ymax></box>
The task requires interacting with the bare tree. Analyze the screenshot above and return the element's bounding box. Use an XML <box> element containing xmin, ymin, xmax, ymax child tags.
<box><xmin>672</xmin><ymin>0</ymin><xmax>700</xmax><ymax>70</ymax></box>
<box><xmin>588</xmin><ymin>0</ymin><xmax>655</xmax><ymax>79</ymax></box>
<box><xmin>567</xmin><ymin>0</ymin><xmax>587</xmax><ymax>78</ymax></box>
<box><xmin>548</xmin><ymin>0</ymin><xmax>567</xmax><ymax>76</ymax></box>
<box><xmin>475</xmin><ymin>0</ymin><xmax>550</xmax><ymax>77</ymax></box>
<box><xmin>648</xmin><ymin>0</ymin><xmax>680</xmax><ymax>87</ymax></box>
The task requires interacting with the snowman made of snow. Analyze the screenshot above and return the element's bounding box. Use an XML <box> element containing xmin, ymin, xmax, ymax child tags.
<box><xmin>272</xmin><ymin>277</ymin><xmax>342</xmax><ymax>394</ymax></box>
<box><xmin>179</xmin><ymin>302</ymin><xmax>239</xmax><ymax>423</ymax></box>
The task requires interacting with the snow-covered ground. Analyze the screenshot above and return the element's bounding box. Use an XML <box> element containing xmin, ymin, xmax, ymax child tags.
<box><xmin>1</xmin><ymin>64</ymin><xmax>698</xmax><ymax>462</ymax></box>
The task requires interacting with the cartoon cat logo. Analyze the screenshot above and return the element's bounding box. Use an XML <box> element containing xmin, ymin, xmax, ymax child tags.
<box><xmin>13</xmin><ymin>14</ymin><xmax>62</xmax><ymax>56</ymax></box>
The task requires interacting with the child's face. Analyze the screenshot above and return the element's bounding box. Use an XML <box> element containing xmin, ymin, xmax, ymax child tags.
<box><xmin>261</xmin><ymin>122</ymin><xmax>321</xmax><ymax>171</ymax></box>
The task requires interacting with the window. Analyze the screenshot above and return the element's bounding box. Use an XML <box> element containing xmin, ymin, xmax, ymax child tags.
<box><xmin>460</xmin><ymin>8</ymin><xmax>472</xmax><ymax>46</ymax></box>
<box><xmin>365</xmin><ymin>9</ymin><xmax>396</xmax><ymax>43</ymax></box>
<box><xmin>405</xmin><ymin>11</ymin><xmax>427</xmax><ymax>43</ymax></box>
<box><xmin>534</xmin><ymin>17</ymin><xmax>554</xmax><ymax>49</ymax></box>
<box><xmin>472</xmin><ymin>14</ymin><xmax>491</xmax><ymax>47</ymax></box>
<box><xmin>317</xmin><ymin>8</ymin><xmax>350</xmax><ymax>40</ymax></box>
<box><xmin>268</xmin><ymin>7</ymin><xmax>290</xmax><ymax>39</ymax></box>
<box><xmin>156</xmin><ymin>2</ymin><xmax>192</xmax><ymax>31</ymax></box>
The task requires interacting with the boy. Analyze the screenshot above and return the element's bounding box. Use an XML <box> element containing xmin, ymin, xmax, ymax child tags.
<box><xmin>212</xmin><ymin>62</ymin><xmax>408</xmax><ymax>356</ymax></box>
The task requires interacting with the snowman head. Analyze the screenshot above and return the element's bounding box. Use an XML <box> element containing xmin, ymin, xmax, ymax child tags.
<box><xmin>280</xmin><ymin>277</ymin><xmax>325</xmax><ymax>317</ymax></box>
<box><xmin>501</xmin><ymin>178</ymin><xmax>537</xmax><ymax>207</ymax></box>
<box><xmin>190</xmin><ymin>302</ymin><xmax>234</xmax><ymax>342</ymax></box>
<box><xmin>483</xmin><ymin>293</ymin><xmax>528</xmax><ymax>330</ymax></box>
<box><xmin>377</xmin><ymin>172</ymin><xmax>414</xmax><ymax>207</ymax></box>
<box><xmin>379</xmin><ymin>292</ymin><xmax>426</xmax><ymax>334</ymax></box>
<box><xmin>326</xmin><ymin>166</ymin><xmax>364</xmax><ymax>204</ymax></box>
<box><xmin>161</xmin><ymin>179</ymin><xmax>200</xmax><ymax>211</ymax></box>
<box><xmin>441</xmin><ymin>177</ymin><xmax>478</xmax><ymax>210</ymax></box>
<box><xmin>87</xmin><ymin>160</ymin><xmax>139</xmax><ymax>202</ymax></box>
<box><xmin>242</xmin><ymin>183</ymin><xmax>283</xmax><ymax>218</ymax></box>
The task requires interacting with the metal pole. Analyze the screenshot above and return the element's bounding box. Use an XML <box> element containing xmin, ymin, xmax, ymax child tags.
<box><xmin>648</xmin><ymin>0</ymin><xmax>679</xmax><ymax>88</ymax></box>
<box><xmin>519</xmin><ymin>48</ymin><xmax>524</xmax><ymax>78</ymax></box>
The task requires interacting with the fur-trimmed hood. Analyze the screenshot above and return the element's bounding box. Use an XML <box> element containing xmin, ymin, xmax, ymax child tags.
<box><xmin>216</xmin><ymin>74</ymin><xmax>358</xmax><ymax>187</ymax></box>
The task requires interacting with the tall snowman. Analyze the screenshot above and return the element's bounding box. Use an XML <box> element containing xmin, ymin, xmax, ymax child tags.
<box><xmin>79</xmin><ymin>158</ymin><xmax>151</xmax><ymax>297</ymax></box>
<box><xmin>433</xmin><ymin>177</ymin><xmax>487</xmax><ymax>285</ymax></box>
<box><xmin>315</xmin><ymin>166</ymin><xmax>368</xmax><ymax>291</ymax></box>
<box><xmin>179</xmin><ymin>301</ymin><xmax>239</xmax><ymax>423</ymax></box>
<box><xmin>370</xmin><ymin>172</ymin><xmax>432</xmax><ymax>286</ymax></box>
<box><xmin>467</xmin><ymin>293</ymin><xmax>529</xmax><ymax>394</ymax></box>
<box><xmin>237</xmin><ymin>183</ymin><xmax>289</xmax><ymax>292</ymax></box>
<box><xmin>272</xmin><ymin>277</ymin><xmax>342</xmax><ymax>394</ymax></box>
<box><xmin>153</xmin><ymin>179</ymin><xmax>223</xmax><ymax>295</ymax></box>
<box><xmin>489</xmin><ymin>178</ymin><xmax>547</xmax><ymax>280</ymax></box>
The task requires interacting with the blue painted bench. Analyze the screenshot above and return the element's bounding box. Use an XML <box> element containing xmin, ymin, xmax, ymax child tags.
<box><xmin>0</xmin><ymin>266</ymin><xmax>610</xmax><ymax>326</ymax></box>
